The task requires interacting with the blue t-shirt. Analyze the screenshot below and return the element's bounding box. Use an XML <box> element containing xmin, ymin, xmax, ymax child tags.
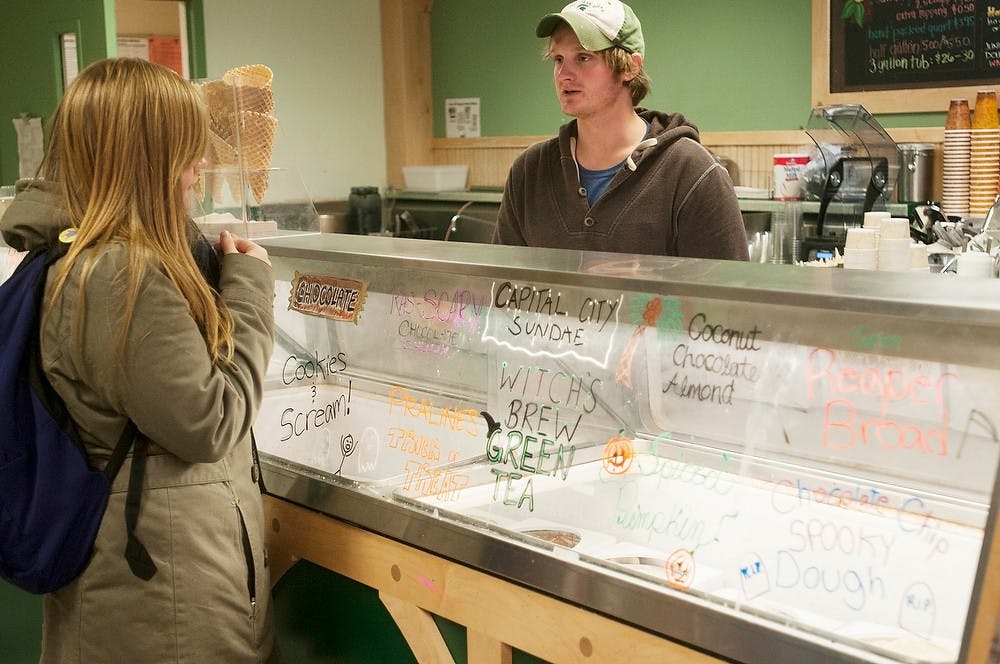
<box><xmin>578</xmin><ymin>120</ymin><xmax>652</xmax><ymax>207</ymax></box>
<box><xmin>578</xmin><ymin>162</ymin><xmax>622</xmax><ymax>207</ymax></box>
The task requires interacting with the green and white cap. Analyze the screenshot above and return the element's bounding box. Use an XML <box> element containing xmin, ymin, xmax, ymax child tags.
<box><xmin>536</xmin><ymin>1</ymin><xmax>645</xmax><ymax>56</ymax></box>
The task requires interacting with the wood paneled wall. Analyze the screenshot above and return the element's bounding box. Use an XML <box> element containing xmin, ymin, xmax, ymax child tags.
<box><xmin>382</xmin><ymin>0</ymin><xmax>435</xmax><ymax>189</ymax></box>
<box><xmin>431</xmin><ymin>128</ymin><xmax>947</xmax><ymax>199</ymax></box>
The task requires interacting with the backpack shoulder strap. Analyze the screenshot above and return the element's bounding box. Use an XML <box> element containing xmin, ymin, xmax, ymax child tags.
<box><xmin>122</xmin><ymin>431</ymin><xmax>156</xmax><ymax>581</ymax></box>
<box><xmin>24</xmin><ymin>243</ymin><xmax>79</xmax><ymax>440</ymax></box>
<box><xmin>104</xmin><ymin>421</ymin><xmax>156</xmax><ymax>581</ymax></box>
<box><xmin>103</xmin><ymin>420</ymin><xmax>137</xmax><ymax>481</ymax></box>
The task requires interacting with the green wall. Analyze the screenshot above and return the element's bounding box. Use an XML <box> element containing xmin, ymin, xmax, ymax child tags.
<box><xmin>430</xmin><ymin>0</ymin><xmax>945</xmax><ymax>136</ymax></box>
<box><xmin>0</xmin><ymin>1</ymin><xmax>204</xmax><ymax>186</ymax></box>
<box><xmin>0</xmin><ymin>0</ymin><xmax>114</xmax><ymax>185</ymax></box>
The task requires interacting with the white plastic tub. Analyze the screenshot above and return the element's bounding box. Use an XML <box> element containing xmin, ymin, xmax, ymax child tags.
<box><xmin>403</xmin><ymin>165</ymin><xmax>469</xmax><ymax>192</ymax></box>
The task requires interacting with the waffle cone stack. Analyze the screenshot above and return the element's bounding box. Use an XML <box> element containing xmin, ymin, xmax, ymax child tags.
<box><xmin>236</xmin><ymin>111</ymin><xmax>278</xmax><ymax>204</ymax></box>
<box><xmin>197</xmin><ymin>64</ymin><xmax>278</xmax><ymax>205</ymax></box>
<box><xmin>208</xmin><ymin>131</ymin><xmax>239</xmax><ymax>201</ymax></box>
<box><xmin>223</xmin><ymin>64</ymin><xmax>273</xmax><ymax>88</ymax></box>
<box><xmin>192</xmin><ymin>138</ymin><xmax>222</xmax><ymax>203</ymax></box>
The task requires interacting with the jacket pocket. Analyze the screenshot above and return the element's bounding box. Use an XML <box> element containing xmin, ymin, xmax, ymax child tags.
<box><xmin>236</xmin><ymin>505</ymin><xmax>257</xmax><ymax>609</ymax></box>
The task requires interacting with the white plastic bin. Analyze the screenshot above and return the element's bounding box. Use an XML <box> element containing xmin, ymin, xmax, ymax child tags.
<box><xmin>402</xmin><ymin>165</ymin><xmax>469</xmax><ymax>191</ymax></box>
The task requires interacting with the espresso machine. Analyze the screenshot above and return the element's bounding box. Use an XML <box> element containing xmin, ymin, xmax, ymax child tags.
<box><xmin>799</xmin><ymin>105</ymin><xmax>902</xmax><ymax>260</ymax></box>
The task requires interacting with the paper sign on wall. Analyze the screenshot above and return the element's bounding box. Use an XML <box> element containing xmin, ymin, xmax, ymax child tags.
<box><xmin>148</xmin><ymin>36</ymin><xmax>183</xmax><ymax>76</ymax></box>
<box><xmin>12</xmin><ymin>117</ymin><xmax>43</xmax><ymax>180</ymax></box>
<box><xmin>117</xmin><ymin>37</ymin><xmax>150</xmax><ymax>60</ymax></box>
<box><xmin>116</xmin><ymin>36</ymin><xmax>183</xmax><ymax>77</ymax></box>
<box><xmin>60</xmin><ymin>34</ymin><xmax>78</xmax><ymax>90</ymax></box>
<box><xmin>445</xmin><ymin>98</ymin><xmax>481</xmax><ymax>138</ymax></box>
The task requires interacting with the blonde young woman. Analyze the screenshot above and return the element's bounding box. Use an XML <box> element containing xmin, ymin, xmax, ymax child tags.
<box><xmin>1</xmin><ymin>58</ymin><xmax>280</xmax><ymax>662</ymax></box>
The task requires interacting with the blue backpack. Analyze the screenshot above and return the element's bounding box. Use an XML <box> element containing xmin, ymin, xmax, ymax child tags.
<box><xmin>0</xmin><ymin>245</ymin><xmax>154</xmax><ymax>594</ymax></box>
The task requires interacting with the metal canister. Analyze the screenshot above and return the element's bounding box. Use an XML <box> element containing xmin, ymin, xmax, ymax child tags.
<box><xmin>895</xmin><ymin>143</ymin><xmax>935</xmax><ymax>203</ymax></box>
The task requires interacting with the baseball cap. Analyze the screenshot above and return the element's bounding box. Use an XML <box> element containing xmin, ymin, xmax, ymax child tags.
<box><xmin>536</xmin><ymin>1</ymin><xmax>645</xmax><ymax>56</ymax></box>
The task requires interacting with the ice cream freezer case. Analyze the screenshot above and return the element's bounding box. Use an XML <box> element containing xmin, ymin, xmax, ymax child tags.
<box><xmin>254</xmin><ymin>233</ymin><xmax>1000</xmax><ymax>664</ymax></box>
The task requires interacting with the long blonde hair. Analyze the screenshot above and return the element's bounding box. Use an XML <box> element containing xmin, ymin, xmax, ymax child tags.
<box><xmin>43</xmin><ymin>58</ymin><xmax>234</xmax><ymax>364</ymax></box>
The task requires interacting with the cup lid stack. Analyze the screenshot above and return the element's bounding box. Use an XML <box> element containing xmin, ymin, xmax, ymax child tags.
<box><xmin>863</xmin><ymin>210</ymin><xmax>890</xmax><ymax>234</ymax></box>
<box><xmin>957</xmin><ymin>250</ymin><xmax>996</xmax><ymax>278</ymax></box>
<box><xmin>843</xmin><ymin>227</ymin><xmax>878</xmax><ymax>270</ymax></box>
<box><xmin>909</xmin><ymin>242</ymin><xmax>929</xmax><ymax>272</ymax></box>
<box><xmin>866</xmin><ymin>210</ymin><xmax>887</xmax><ymax>239</ymax></box>
<box><xmin>877</xmin><ymin>217</ymin><xmax>913</xmax><ymax>272</ymax></box>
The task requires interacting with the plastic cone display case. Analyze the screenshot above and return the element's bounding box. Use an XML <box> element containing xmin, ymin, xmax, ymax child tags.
<box><xmin>193</xmin><ymin>64</ymin><xmax>318</xmax><ymax>240</ymax></box>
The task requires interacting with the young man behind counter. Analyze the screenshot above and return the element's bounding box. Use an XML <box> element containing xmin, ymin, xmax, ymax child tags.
<box><xmin>493</xmin><ymin>0</ymin><xmax>749</xmax><ymax>260</ymax></box>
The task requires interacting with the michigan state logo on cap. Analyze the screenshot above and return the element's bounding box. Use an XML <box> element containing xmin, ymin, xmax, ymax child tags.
<box><xmin>536</xmin><ymin>0</ymin><xmax>644</xmax><ymax>56</ymax></box>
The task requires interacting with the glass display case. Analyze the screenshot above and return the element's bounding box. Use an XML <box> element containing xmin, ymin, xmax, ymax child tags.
<box><xmin>255</xmin><ymin>233</ymin><xmax>1000</xmax><ymax>664</ymax></box>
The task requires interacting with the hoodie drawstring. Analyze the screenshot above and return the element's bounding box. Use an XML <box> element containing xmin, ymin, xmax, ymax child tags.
<box><xmin>626</xmin><ymin>137</ymin><xmax>658</xmax><ymax>171</ymax></box>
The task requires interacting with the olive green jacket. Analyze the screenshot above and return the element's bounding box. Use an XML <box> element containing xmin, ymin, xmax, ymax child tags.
<box><xmin>2</xmin><ymin>181</ymin><xmax>279</xmax><ymax>663</ymax></box>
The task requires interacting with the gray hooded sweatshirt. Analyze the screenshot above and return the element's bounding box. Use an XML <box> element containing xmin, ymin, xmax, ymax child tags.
<box><xmin>494</xmin><ymin>109</ymin><xmax>749</xmax><ymax>260</ymax></box>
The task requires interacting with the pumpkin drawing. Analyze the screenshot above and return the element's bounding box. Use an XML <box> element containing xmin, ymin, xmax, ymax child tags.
<box><xmin>602</xmin><ymin>431</ymin><xmax>634</xmax><ymax>475</ymax></box>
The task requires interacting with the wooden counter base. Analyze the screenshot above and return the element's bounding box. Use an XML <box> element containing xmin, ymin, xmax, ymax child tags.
<box><xmin>263</xmin><ymin>495</ymin><xmax>721</xmax><ymax>664</ymax></box>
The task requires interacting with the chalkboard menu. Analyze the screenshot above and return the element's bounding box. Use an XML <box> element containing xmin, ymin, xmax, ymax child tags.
<box><xmin>830</xmin><ymin>0</ymin><xmax>1000</xmax><ymax>92</ymax></box>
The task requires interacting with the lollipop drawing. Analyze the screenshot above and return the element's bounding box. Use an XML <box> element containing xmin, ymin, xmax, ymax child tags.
<box><xmin>615</xmin><ymin>295</ymin><xmax>683</xmax><ymax>388</ymax></box>
<box><xmin>335</xmin><ymin>433</ymin><xmax>356</xmax><ymax>476</ymax></box>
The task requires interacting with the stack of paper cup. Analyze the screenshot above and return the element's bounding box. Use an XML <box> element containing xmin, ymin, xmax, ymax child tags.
<box><xmin>957</xmin><ymin>250</ymin><xmax>996</xmax><ymax>278</ymax></box>
<box><xmin>943</xmin><ymin>99</ymin><xmax>972</xmax><ymax>218</ymax></box>
<box><xmin>877</xmin><ymin>217</ymin><xmax>912</xmax><ymax>272</ymax></box>
<box><xmin>910</xmin><ymin>242</ymin><xmax>929</xmax><ymax>272</ymax></box>
<box><xmin>970</xmin><ymin>91</ymin><xmax>1000</xmax><ymax>215</ymax></box>
<box><xmin>882</xmin><ymin>217</ymin><xmax>910</xmax><ymax>237</ymax></box>
<box><xmin>844</xmin><ymin>227</ymin><xmax>879</xmax><ymax>270</ymax></box>
<box><xmin>863</xmin><ymin>211</ymin><xmax>889</xmax><ymax>248</ymax></box>
<box><xmin>969</xmin><ymin>129</ymin><xmax>1000</xmax><ymax>214</ymax></box>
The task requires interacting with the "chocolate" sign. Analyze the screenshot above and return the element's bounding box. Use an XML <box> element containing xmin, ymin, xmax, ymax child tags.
<box><xmin>288</xmin><ymin>272</ymin><xmax>367</xmax><ymax>324</ymax></box>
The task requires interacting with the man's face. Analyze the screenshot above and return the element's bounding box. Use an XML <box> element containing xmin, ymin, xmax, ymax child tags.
<box><xmin>548</xmin><ymin>24</ymin><xmax>627</xmax><ymax>120</ymax></box>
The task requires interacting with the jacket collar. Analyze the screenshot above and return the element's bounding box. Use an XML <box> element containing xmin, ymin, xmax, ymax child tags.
<box><xmin>0</xmin><ymin>180</ymin><xmax>70</xmax><ymax>252</ymax></box>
